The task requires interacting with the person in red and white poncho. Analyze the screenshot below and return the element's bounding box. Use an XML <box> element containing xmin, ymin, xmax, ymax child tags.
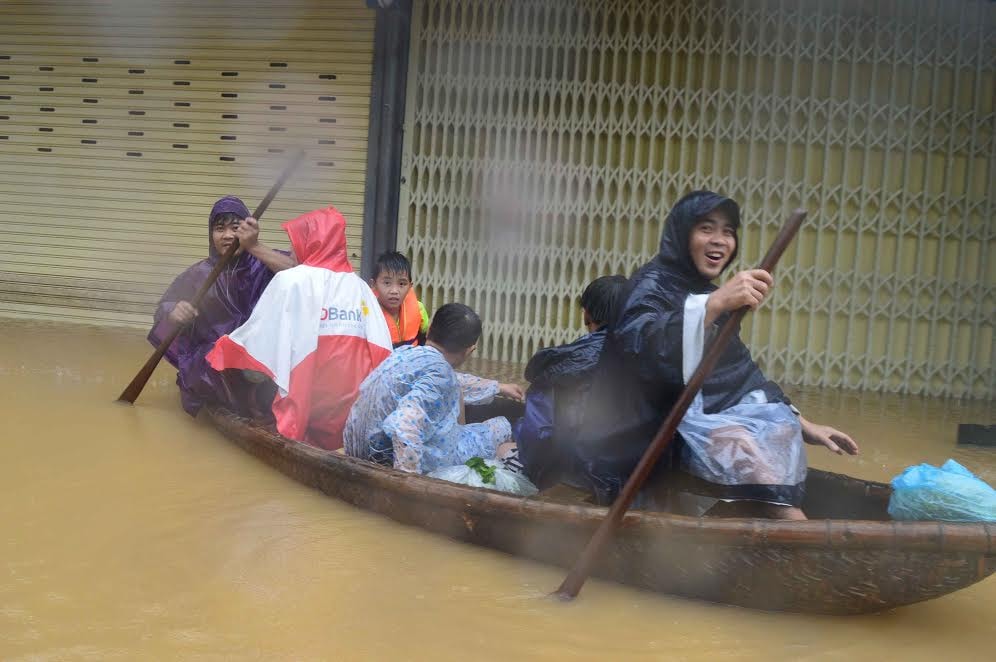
<box><xmin>207</xmin><ymin>206</ymin><xmax>392</xmax><ymax>451</ymax></box>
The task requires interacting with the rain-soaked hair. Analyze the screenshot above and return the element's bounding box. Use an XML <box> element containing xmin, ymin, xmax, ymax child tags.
<box><xmin>580</xmin><ymin>274</ymin><xmax>628</xmax><ymax>327</ymax></box>
<box><xmin>427</xmin><ymin>303</ymin><xmax>482</xmax><ymax>353</ymax></box>
<box><xmin>372</xmin><ymin>250</ymin><xmax>412</xmax><ymax>280</ymax></box>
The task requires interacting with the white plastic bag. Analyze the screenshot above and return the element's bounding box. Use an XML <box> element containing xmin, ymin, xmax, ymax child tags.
<box><xmin>428</xmin><ymin>458</ymin><xmax>539</xmax><ymax>496</ymax></box>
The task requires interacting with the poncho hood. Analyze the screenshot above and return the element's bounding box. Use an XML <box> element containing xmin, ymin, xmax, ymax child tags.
<box><xmin>656</xmin><ymin>190</ymin><xmax>741</xmax><ymax>288</ymax></box>
<box><xmin>282</xmin><ymin>206</ymin><xmax>353</xmax><ymax>272</ymax></box>
<box><xmin>208</xmin><ymin>195</ymin><xmax>251</xmax><ymax>260</ymax></box>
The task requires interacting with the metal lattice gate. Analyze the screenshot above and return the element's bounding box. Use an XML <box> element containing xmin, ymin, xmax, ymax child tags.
<box><xmin>399</xmin><ymin>0</ymin><xmax>994</xmax><ymax>400</ymax></box>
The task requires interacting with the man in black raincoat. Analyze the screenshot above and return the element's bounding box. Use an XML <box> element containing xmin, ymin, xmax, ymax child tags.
<box><xmin>574</xmin><ymin>191</ymin><xmax>858</xmax><ymax>515</ymax></box>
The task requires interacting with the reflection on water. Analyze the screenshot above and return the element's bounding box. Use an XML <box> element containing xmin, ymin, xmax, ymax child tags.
<box><xmin>1</xmin><ymin>319</ymin><xmax>993</xmax><ymax>660</ymax></box>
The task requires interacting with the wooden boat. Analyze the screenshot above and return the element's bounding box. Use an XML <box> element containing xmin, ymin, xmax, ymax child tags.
<box><xmin>207</xmin><ymin>405</ymin><xmax>996</xmax><ymax>614</ymax></box>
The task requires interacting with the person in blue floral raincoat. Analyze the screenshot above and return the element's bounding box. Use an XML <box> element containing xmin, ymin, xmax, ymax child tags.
<box><xmin>344</xmin><ymin>303</ymin><xmax>516</xmax><ymax>474</ymax></box>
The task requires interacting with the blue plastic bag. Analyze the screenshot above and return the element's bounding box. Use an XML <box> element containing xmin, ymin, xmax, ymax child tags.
<box><xmin>888</xmin><ymin>459</ymin><xmax>996</xmax><ymax>522</ymax></box>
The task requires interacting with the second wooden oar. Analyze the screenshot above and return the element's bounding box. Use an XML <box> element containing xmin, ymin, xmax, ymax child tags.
<box><xmin>553</xmin><ymin>208</ymin><xmax>807</xmax><ymax>600</ymax></box>
<box><xmin>116</xmin><ymin>150</ymin><xmax>305</xmax><ymax>404</ymax></box>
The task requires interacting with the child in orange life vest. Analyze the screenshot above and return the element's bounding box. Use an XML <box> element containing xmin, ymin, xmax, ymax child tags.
<box><xmin>369</xmin><ymin>251</ymin><xmax>430</xmax><ymax>348</ymax></box>
<box><xmin>369</xmin><ymin>250</ymin><xmax>525</xmax><ymax>405</ymax></box>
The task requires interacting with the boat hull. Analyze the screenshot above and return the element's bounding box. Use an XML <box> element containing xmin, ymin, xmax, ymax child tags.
<box><xmin>207</xmin><ymin>407</ymin><xmax>996</xmax><ymax>614</ymax></box>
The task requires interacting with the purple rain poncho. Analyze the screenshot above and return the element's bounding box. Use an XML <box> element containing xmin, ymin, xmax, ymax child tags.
<box><xmin>148</xmin><ymin>196</ymin><xmax>282</xmax><ymax>416</ymax></box>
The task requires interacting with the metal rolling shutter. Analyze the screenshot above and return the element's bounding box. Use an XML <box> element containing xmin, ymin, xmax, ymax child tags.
<box><xmin>0</xmin><ymin>0</ymin><xmax>375</xmax><ymax>327</ymax></box>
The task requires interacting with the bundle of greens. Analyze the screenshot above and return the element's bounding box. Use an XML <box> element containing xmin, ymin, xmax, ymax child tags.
<box><xmin>427</xmin><ymin>458</ymin><xmax>538</xmax><ymax>496</ymax></box>
<box><xmin>465</xmin><ymin>457</ymin><xmax>497</xmax><ymax>485</ymax></box>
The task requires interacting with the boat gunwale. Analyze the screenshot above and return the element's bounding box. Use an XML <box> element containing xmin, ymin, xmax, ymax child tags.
<box><xmin>209</xmin><ymin>407</ymin><xmax>996</xmax><ymax>556</ymax></box>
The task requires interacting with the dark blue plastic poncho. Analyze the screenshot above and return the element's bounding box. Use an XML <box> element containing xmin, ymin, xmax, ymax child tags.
<box><xmin>575</xmin><ymin>191</ymin><xmax>795</xmax><ymax>504</ymax></box>
<box><xmin>514</xmin><ymin>329</ymin><xmax>609</xmax><ymax>489</ymax></box>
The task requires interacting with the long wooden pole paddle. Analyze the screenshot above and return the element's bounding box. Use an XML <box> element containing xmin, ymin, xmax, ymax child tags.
<box><xmin>553</xmin><ymin>208</ymin><xmax>807</xmax><ymax>600</ymax></box>
<box><xmin>116</xmin><ymin>150</ymin><xmax>305</xmax><ymax>404</ymax></box>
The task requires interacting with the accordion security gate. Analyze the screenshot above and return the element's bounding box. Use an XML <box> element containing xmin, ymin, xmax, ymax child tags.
<box><xmin>399</xmin><ymin>0</ymin><xmax>994</xmax><ymax>400</ymax></box>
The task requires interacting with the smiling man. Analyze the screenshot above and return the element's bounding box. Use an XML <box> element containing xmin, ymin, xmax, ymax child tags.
<box><xmin>573</xmin><ymin>191</ymin><xmax>859</xmax><ymax>518</ymax></box>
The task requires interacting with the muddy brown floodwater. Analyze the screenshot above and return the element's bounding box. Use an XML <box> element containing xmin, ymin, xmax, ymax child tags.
<box><xmin>1</xmin><ymin>318</ymin><xmax>993</xmax><ymax>661</ymax></box>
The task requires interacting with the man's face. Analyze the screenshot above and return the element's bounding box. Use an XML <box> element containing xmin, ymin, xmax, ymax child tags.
<box><xmin>211</xmin><ymin>217</ymin><xmax>242</xmax><ymax>256</ymax></box>
<box><xmin>370</xmin><ymin>270</ymin><xmax>411</xmax><ymax>314</ymax></box>
<box><xmin>688</xmin><ymin>209</ymin><xmax>736</xmax><ymax>280</ymax></box>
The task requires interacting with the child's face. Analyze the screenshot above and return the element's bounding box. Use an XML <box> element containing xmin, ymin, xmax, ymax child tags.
<box><xmin>211</xmin><ymin>218</ymin><xmax>242</xmax><ymax>256</ymax></box>
<box><xmin>582</xmin><ymin>308</ymin><xmax>601</xmax><ymax>333</ymax></box>
<box><xmin>370</xmin><ymin>270</ymin><xmax>411</xmax><ymax>313</ymax></box>
<box><xmin>688</xmin><ymin>209</ymin><xmax>736</xmax><ymax>280</ymax></box>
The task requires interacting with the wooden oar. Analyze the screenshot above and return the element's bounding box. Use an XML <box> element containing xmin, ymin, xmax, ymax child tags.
<box><xmin>553</xmin><ymin>208</ymin><xmax>807</xmax><ymax>600</ymax></box>
<box><xmin>116</xmin><ymin>150</ymin><xmax>305</xmax><ymax>404</ymax></box>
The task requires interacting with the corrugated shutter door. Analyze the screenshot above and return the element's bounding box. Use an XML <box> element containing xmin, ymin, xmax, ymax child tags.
<box><xmin>0</xmin><ymin>0</ymin><xmax>375</xmax><ymax>327</ymax></box>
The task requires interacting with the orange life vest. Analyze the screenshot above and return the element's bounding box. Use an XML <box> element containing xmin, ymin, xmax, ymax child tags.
<box><xmin>385</xmin><ymin>288</ymin><xmax>423</xmax><ymax>348</ymax></box>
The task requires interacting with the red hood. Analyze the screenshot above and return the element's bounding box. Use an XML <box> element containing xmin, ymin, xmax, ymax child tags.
<box><xmin>282</xmin><ymin>206</ymin><xmax>352</xmax><ymax>272</ymax></box>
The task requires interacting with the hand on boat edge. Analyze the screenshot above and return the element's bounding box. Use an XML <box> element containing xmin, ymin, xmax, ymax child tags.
<box><xmin>799</xmin><ymin>417</ymin><xmax>860</xmax><ymax>456</ymax></box>
<box><xmin>498</xmin><ymin>382</ymin><xmax>525</xmax><ymax>402</ymax></box>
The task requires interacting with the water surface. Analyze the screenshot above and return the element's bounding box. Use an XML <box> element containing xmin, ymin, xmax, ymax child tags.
<box><xmin>1</xmin><ymin>319</ymin><xmax>993</xmax><ymax>660</ymax></box>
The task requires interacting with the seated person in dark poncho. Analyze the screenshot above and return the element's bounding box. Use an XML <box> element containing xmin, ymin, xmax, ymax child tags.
<box><xmin>575</xmin><ymin>190</ymin><xmax>859</xmax><ymax>519</ymax></box>
<box><xmin>148</xmin><ymin>195</ymin><xmax>295</xmax><ymax>417</ymax></box>
<box><xmin>513</xmin><ymin>275</ymin><xmax>628</xmax><ymax>490</ymax></box>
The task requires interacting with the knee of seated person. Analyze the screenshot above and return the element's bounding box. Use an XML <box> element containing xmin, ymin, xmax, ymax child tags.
<box><xmin>710</xmin><ymin>425</ymin><xmax>754</xmax><ymax>444</ymax></box>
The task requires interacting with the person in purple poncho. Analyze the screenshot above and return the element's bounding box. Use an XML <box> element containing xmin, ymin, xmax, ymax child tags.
<box><xmin>148</xmin><ymin>195</ymin><xmax>296</xmax><ymax>416</ymax></box>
